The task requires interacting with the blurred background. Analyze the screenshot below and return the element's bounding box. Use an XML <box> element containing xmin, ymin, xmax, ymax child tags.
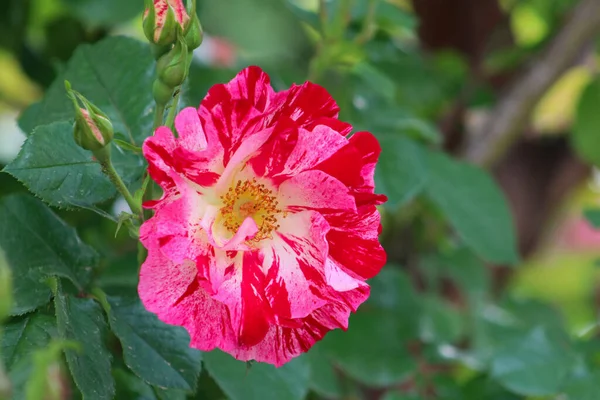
<box><xmin>3</xmin><ymin>0</ymin><xmax>600</xmax><ymax>399</ymax></box>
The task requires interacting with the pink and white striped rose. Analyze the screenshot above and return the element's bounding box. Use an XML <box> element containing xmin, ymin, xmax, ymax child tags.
<box><xmin>139</xmin><ymin>66</ymin><xmax>387</xmax><ymax>366</ymax></box>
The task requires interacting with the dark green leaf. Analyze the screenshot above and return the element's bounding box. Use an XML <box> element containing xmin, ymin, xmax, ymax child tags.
<box><xmin>367</xmin><ymin>266</ymin><xmax>420</xmax><ymax>322</ymax></box>
<box><xmin>321</xmin><ymin>310</ymin><xmax>416</xmax><ymax>387</ymax></box>
<box><xmin>376</xmin><ymin>135</ymin><xmax>427</xmax><ymax>208</ymax></box>
<box><xmin>55</xmin><ymin>292</ymin><xmax>115</xmax><ymax>400</ymax></box>
<box><xmin>0</xmin><ymin>195</ymin><xmax>97</xmax><ymax>314</ymax></box>
<box><xmin>5</xmin><ymin>122</ymin><xmax>144</xmax><ymax>212</ymax></box>
<box><xmin>203</xmin><ymin>350</ymin><xmax>310</xmax><ymax>400</ymax></box>
<box><xmin>1</xmin><ymin>313</ymin><xmax>57</xmax><ymax>400</ymax></box>
<box><xmin>573</xmin><ymin>78</ymin><xmax>600</xmax><ymax>166</ymax></box>
<box><xmin>439</xmin><ymin>247</ymin><xmax>490</xmax><ymax>304</ymax></box>
<box><xmin>461</xmin><ymin>376</ymin><xmax>520</xmax><ymax>400</ymax></box>
<box><xmin>18</xmin><ymin>36</ymin><xmax>155</xmax><ymax>146</ymax></box>
<box><xmin>425</xmin><ymin>151</ymin><xmax>518</xmax><ymax>264</ymax></box>
<box><xmin>562</xmin><ymin>372</ymin><xmax>600</xmax><ymax>400</ymax></box>
<box><xmin>490</xmin><ymin>327</ymin><xmax>574</xmax><ymax>396</ymax></box>
<box><xmin>418</xmin><ymin>295</ymin><xmax>463</xmax><ymax>344</ymax></box>
<box><xmin>102</xmin><ymin>295</ymin><xmax>202</xmax><ymax>391</ymax></box>
<box><xmin>154</xmin><ymin>387</ymin><xmax>187</xmax><ymax>400</ymax></box>
<box><xmin>1</xmin><ymin>314</ymin><xmax>57</xmax><ymax>370</ymax></box>
<box><xmin>113</xmin><ymin>368</ymin><xmax>158</xmax><ymax>400</ymax></box>
<box><xmin>307</xmin><ymin>344</ymin><xmax>343</xmax><ymax>399</ymax></box>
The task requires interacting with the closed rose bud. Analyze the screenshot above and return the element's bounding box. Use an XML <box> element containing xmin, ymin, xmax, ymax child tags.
<box><xmin>65</xmin><ymin>81</ymin><xmax>114</xmax><ymax>152</ymax></box>
<box><xmin>74</xmin><ymin>108</ymin><xmax>114</xmax><ymax>152</ymax></box>
<box><xmin>156</xmin><ymin>34</ymin><xmax>189</xmax><ymax>88</ymax></box>
<box><xmin>143</xmin><ymin>0</ymin><xmax>191</xmax><ymax>47</ymax></box>
<box><xmin>184</xmin><ymin>15</ymin><xmax>203</xmax><ymax>51</ymax></box>
<box><xmin>152</xmin><ymin>79</ymin><xmax>175</xmax><ymax>107</ymax></box>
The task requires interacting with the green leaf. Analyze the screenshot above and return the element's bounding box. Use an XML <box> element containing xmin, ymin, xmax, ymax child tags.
<box><xmin>0</xmin><ymin>195</ymin><xmax>97</xmax><ymax>315</ymax></box>
<box><xmin>114</xmin><ymin>138</ymin><xmax>143</xmax><ymax>154</ymax></box>
<box><xmin>425</xmin><ymin>151</ymin><xmax>518</xmax><ymax>264</ymax></box>
<box><xmin>113</xmin><ymin>368</ymin><xmax>158</xmax><ymax>400</ymax></box>
<box><xmin>438</xmin><ymin>247</ymin><xmax>490</xmax><ymax>304</ymax></box>
<box><xmin>572</xmin><ymin>73</ymin><xmax>600</xmax><ymax>166</ymax></box>
<box><xmin>461</xmin><ymin>375</ymin><xmax>521</xmax><ymax>400</ymax></box>
<box><xmin>321</xmin><ymin>309</ymin><xmax>416</xmax><ymax>387</ymax></box>
<box><xmin>18</xmin><ymin>36</ymin><xmax>155</xmax><ymax>147</ymax></box>
<box><xmin>418</xmin><ymin>295</ymin><xmax>463</xmax><ymax>344</ymax></box>
<box><xmin>490</xmin><ymin>327</ymin><xmax>574</xmax><ymax>396</ymax></box>
<box><xmin>1</xmin><ymin>314</ymin><xmax>57</xmax><ymax>400</ymax></box>
<box><xmin>62</xmin><ymin>0</ymin><xmax>143</xmax><ymax>25</ymax></box>
<box><xmin>100</xmin><ymin>294</ymin><xmax>202</xmax><ymax>391</ymax></box>
<box><xmin>55</xmin><ymin>292</ymin><xmax>115</xmax><ymax>400</ymax></box>
<box><xmin>376</xmin><ymin>135</ymin><xmax>428</xmax><ymax>208</ymax></box>
<box><xmin>1</xmin><ymin>314</ymin><xmax>57</xmax><ymax>370</ymax></box>
<box><xmin>366</xmin><ymin>266</ymin><xmax>420</xmax><ymax>325</ymax></box>
<box><xmin>583</xmin><ymin>208</ymin><xmax>600</xmax><ymax>229</ymax></box>
<box><xmin>5</xmin><ymin>122</ymin><xmax>144</xmax><ymax>212</ymax></box>
<box><xmin>203</xmin><ymin>350</ymin><xmax>310</xmax><ymax>400</ymax></box>
<box><xmin>307</xmin><ymin>344</ymin><xmax>343</xmax><ymax>399</ymax></box>
<box><xmin>562</xmin><ymin>372</ymin><xmax>600</xmax><ymax>400</ymax></box>
<box><xmin>154</xmin><ymin>387</ymin><xmax>187</xmax><ymax>400</ymax></box>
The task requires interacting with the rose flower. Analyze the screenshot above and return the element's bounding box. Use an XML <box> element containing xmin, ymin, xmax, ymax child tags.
<box><xmin>139</xmin><ymin>66</ymin><xmax>387</xmax><ymax>366</ymax></box>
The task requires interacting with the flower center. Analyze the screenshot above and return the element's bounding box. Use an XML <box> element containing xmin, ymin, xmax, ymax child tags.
<box><xmin>220</xmin><ymin>178</ymin><xmax>282</xmax><ymax>242</ymax></box>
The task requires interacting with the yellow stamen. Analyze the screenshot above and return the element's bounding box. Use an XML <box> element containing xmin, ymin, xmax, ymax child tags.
<box><xmin>219</xmin><ymin>178</ymin><xmax>283</xmax><ymax>243</ymax></box>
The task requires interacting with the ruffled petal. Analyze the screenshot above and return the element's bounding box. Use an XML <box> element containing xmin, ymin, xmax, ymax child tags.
<box><xmin>199</xmin><ymin>99</ymin><xmax>268</xmax><ymax>166</ymax></box>
<box><xmin>140</xmin><ymin>174</ymin><xmax>208</xmax><ymax>264</ymax></box>
<box><xmin>231</xmin><ymin>294</ymin><xmax>365</xmax><ymax>366</ymax></box>
<box><xmin>326</xmin><ymin>205</ymin><xmax>386</xmax><ymax>280</ymax></box>
<box><xmin>143</xmin><ymin>124</ymin><xmax>221</xmax><ymax>191</ymax></box>
<box><xmin>143</xmin><ymin>126</ymin><xmax>178</xmax><ymax>190</ymax></box>
<box><xmin>262</xmin><ymin>211</ymin><xmax>330</xmax><ymax>320</ymax></box>
<box><xmin>138</xmin><ymin>247</ymin><xmax>198</xmax><ymax>317</ymax></box>
<box><xmin>246</xmin><ymin>117</ymin><xmax>298</xmax><ymax>178</ymax></box>
<box><xmin>278</xmin><ymin>170</ymin><xmax>356</xmax><ymax>214</ymax></box>
<box><xmin>175</xmin><ymin>107</ymin><xmax>208</xmax><ymax>152</ymax></box>
<box><xmin>212</xmin><ymin>251</ymin><xmax>273</xmax><ymax>348</ymax></box>
<box><xmin>266</xmin><ymin>125</ymin><xmax>349</xmax><ymax>179</ymax></box>
<box><xmin>203</xmin><ymin>66</ymin><xmax>276</xmax><ymax>113</ymax></box>
<box><xmin>270</xmin><ymin>81</ymin><xmax>340</xmax><ymax>128</ymax></box>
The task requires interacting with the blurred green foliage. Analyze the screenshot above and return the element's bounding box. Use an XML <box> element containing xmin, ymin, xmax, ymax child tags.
<box><xmin>1</xmin><ymin>0</ymin><xmax>600</xmax><ymax>399</ymax></box>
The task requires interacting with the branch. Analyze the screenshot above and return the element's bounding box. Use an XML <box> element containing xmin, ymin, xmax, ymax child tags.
<box><xmin>463</xmin><ymin>0</ymin><xmax>600</xmax><ymax>166</ymax></box>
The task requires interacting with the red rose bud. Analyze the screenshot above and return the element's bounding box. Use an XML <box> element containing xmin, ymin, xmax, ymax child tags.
<box><xmin>143</xmin><ymin>0</ymin><xmax>192</xmax><ymax>47</ymax></box>
<box><xmin>65</xmin><ymin>81</ymin><xmax>114</xmax><ymax>152</ymax></box>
